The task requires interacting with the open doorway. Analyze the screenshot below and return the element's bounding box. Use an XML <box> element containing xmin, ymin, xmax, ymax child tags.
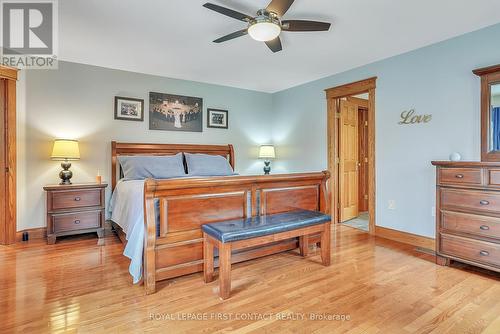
<box><xmin>325</xmin><ymin>78</ymin><xmax>376</xmax><ymax>234</ymax></box>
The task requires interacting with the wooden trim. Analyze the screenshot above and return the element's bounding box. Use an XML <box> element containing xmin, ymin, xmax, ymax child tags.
<box><xmin>367</xmin><ymin>88</ymin><xmax>376</xmax><ymax>235</ymax></box>
<box><xmin>0</xmin><ymin>66</ymin><xmax>18</xmax><ymax>81</ymax></box>
<box><xmin>474</xmin><ymin>65</ymin><xmax>500</xmax><ymax>162</ymax></box>
<box><xmin>110</xmin><ymin>141</ymin><xmax>235</xmax><ymax>190</ymax></box>
<box><xmin>375</xmin><ymin>226</ymin><xmax>435</xmax><ymax>251</ymax></box>
<box><xmin>325</xmin><ymin>77</ymin><xmax>377</xmax><ymax>99</ymax></box>
<box><xmin>15</xmin><ymin>227</ymin><xmax>47</xmax><ymax>242</ymax></box>
<box><xmin>326</xmin><ymin>78</ymin><xmax>376</xmax><ymax>234</ymax></box>
<box><xmin>1</xmin><ymin>72</ymin><xmax>17</xmax><ymax>245</ymax></box>
<box><xmin>472</xmin><ymin>64</ymin><xmax>500</xmax><ymax>76</ymax></box>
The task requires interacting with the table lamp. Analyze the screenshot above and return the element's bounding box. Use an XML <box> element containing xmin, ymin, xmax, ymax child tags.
<box><xmin>51</xmin><ymin>139</ymin><xmax>80</xmax><ymax>185</ymax></box>
<box><xmin>258</xmin><ymin>145</ymin><xmax>275</xmax><ymax>175</ymax></box>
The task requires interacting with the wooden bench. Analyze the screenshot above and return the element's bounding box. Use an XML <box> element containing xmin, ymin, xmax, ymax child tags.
<box><xmin>202</xmin><ymin>209</ymin><xmax>331</xmax><ymax>299</ymax></box>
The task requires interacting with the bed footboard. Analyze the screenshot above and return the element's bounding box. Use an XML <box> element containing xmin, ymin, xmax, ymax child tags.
<box><xmin>143</xmin><ymin>171</ymin><xmax>330</xmax><ymax>294</ymax></box>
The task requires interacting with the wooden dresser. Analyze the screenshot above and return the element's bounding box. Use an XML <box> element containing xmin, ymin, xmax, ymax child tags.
<box><xmin>44</xmin><ymin>183</ymin><xmax>107</xmax><ymax>244</ymax></box>
<box><xmin>432</xmin><ymin>161</ymin><xmax>500</xmax><ymax>272</ymax></box>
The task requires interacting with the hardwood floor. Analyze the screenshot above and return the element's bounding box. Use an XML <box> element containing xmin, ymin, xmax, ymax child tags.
<box><xmin>1</xmin><ymin>225</ymin><xmax>499</xmax><ymax>333</ymax></box>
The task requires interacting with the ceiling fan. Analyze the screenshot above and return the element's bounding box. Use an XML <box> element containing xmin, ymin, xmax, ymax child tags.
<box><xmin>203</xmin><ymin>0</ymin><xmax>331</xmax><ymax>53</ymax></box>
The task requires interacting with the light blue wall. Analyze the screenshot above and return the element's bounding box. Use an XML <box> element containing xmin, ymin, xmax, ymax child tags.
<box><xmin>18</xmin><ymin>62</ymin><xmax>273</xmax><ymax>230</ymax></box>
<box><xmin>19</xmin><ymin>23</ymin><xmax>500</xmax><ymax>236</ymax></box>
<box><xmin>271</xmin><ymin>23</ymin><xmax>500</xmax><ymax>237</ymax></box>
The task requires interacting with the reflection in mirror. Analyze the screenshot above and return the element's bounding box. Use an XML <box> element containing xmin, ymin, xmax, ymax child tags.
<box><xmin>491</xmin><ymin>83</ymin><xmax>500</xmax><ymax>151</ymax></box>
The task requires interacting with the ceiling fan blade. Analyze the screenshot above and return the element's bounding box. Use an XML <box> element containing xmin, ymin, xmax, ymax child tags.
<box><xmin>265</xmin><ymin>37</ymin><xmax>282</xmax><ymax>53</ymax></box>
<box><xmin>213</xmin><ymin>29</ymin><xmax>248</xmax><ymax>43</ymax></box>
<box><xmin>203</xmin><ymin>3</ymin><xmax>253</xmax><ymax>22</ymax></box>
<box><xmin>282</xmin><ymin>20</ymin><xmax>331</xmax><ymax>32</ymax></box>
<box><xmin>266</xmin><ymin>0</ymin><xmax>295</xmax><ymax>17</ymax></box>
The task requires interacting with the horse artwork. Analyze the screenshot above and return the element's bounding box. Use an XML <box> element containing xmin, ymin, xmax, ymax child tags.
<box><xmin>149</xmin><ymin>92</ymin><xmax>203</xmax><ymax>132</ymax></box>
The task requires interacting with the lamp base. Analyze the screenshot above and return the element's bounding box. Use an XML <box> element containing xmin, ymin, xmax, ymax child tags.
<box><xmin>263</xmin><ymin>160</ymin><xmax>271</xmax><ymax>175</ymax></box>
<box><xmin>59</xmin><ymin>161</ymin><xmax>73</xmax><ymax>185</ymax></box>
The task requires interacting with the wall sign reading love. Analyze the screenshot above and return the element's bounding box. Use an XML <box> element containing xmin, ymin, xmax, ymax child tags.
<box><xmin>398</xmin><ymin>109</ymin><xmax>432</xmax><ymax>125</ymax></box>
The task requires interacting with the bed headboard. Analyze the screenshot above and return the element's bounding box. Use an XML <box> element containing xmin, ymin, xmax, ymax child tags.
<box><xmin>111</xmin><ymin>141</ymin><xmax>235</xmax><ymax>190</ymax></box>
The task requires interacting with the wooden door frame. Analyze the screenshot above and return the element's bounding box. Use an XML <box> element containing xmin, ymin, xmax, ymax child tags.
<box><xmin>325</xmin><ymin>77</ymin><xmax>377</xmax><ymax>234</ymax></box>
<box><xmin>0</xmin><ymin>66</ymin><xmax>18</xmax><ymax>245</ymax></box>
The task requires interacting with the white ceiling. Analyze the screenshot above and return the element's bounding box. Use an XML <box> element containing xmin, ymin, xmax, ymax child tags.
<box><xmin>59</xmin><ymin>0</ymin><xmax>500</xmax><ymax>93</ymax></box>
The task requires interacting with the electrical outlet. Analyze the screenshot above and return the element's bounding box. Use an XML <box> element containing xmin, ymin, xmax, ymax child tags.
<box><xmin>431</xmin><ymin>206</ymin><xmax>435</xmax><ymax>217</ymax></box>
<box><xmin>388</xmin><ymin>200</ymin><xmax>396</xmax><ymax>210</ymax></box>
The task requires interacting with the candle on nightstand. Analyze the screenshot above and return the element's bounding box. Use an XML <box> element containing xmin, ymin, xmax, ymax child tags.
<box><xmin>96</xmin><ymin>170</ymin><xmax>102</xmax><ymax>184</ymax></box>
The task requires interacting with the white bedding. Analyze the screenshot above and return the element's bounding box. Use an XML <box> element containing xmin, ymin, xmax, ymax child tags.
<box><xmin>110</xmin><ymin>174</ymin><xmax>239</xmax><ymax>284</ymax></box>
<box><xmin>109</xmin><ymin>179</ymin><xmax>146</xmax><ymax>284</ymax></box>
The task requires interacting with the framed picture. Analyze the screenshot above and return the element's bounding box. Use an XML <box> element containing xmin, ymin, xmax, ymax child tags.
<box><xmin>114</xmin><ymin>96</ymin><xmax>144</xmax><ymax>121</ymax></box>
<box><xmin>149</xmin><ymin>92</ymin><xmax>203</xmax><ymax>132</ymax></box>
<box><xmin>207</xmin><ymin>108</ymin><xmax>228</xmax><ymax>129</ymax></box>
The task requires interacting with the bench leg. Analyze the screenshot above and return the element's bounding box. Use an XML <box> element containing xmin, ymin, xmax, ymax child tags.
<box><xmin>203</xmin><ymin>233</ymin><xmax>215</xmax><ymax>283</ymax></box>
<box><xmin>299</xmin><ymin>235</ymin><xmax>309</xmax><ymax>257</ymax></box>
<box><xmin>219</xmin><ymin>242</ymin><xmax>232</xmax><ymax>300</ymax></box>
<box><xmin>320</xmin><ymin>222</ymin><xmax>331</xmax><ymax>266</ymax></box>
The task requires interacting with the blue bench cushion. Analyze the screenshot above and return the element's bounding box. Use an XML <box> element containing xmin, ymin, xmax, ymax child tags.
<box><xmin>202</xmin><ymin>210</ymin><xmax>331</xmax><ymax>243</ymax></box>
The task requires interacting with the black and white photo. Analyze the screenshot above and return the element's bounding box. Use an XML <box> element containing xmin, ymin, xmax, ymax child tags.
<box><xmin>207</xmin><ymin>108</ymin><xmax>228</xmax><ymax>129</ymax></box>
<box><xmin>114</xmin><ymin>96</ymin><xmax>144</xmax><ymax>121</ymax></box>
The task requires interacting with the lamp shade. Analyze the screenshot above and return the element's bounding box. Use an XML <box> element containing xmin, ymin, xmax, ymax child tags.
<box><xmin>248</xmin><ymin>22</ymin><xmax>281</xmax><ymax>42</ymax></box>
<box><xmin>51</xmin><ymin>139</ymin><xmax>80</xmax><ymax>161</ymax></box>
<box><xmin>259</xmin><ymin>145</ymin><xmax>275</xmax><ymax>159</ymax></box>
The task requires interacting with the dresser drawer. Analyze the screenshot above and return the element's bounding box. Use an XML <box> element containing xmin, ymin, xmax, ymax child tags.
<box><xmin>52</xmin><ymin>211</ymin><xmax>100</xmax><ymax>233</ymax></box>
<box><xmin>50</xmin><ymin>189</ymin><xmax>102</xmax><ymax>210</ymax></box>
<box><xmin>441</xmin><ymin>211</ymin><xmax>500</xmax><ymax>240</ymax></box>
<box><xmin>439</xmin><ymin>168</ymin><xmax>482</xmax><ymax>186</ymax></box>
<box><xmin>440</xmin><ymin>233</ymin><xmax>500</xmax><ymax>268</ymax></box>
<box><xmin>441</xmin><ymin>188</ymin><xmax>500</xmax><ymax>214</ymax></box>
<box><xmin>487</xmin><ymin>169</ymin><xmax>500</xmax><ymax>187</ymax></box>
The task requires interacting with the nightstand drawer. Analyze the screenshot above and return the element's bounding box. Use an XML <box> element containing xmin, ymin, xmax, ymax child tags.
<box><xmin>53</xmin><ymin>211</ymin><xmax>100</xmax><ymax>233</ymax></box>
<box><xmin>51</xmin><ymin>189</ymin><xmax>102</xmax><ymax>210</ymax></box>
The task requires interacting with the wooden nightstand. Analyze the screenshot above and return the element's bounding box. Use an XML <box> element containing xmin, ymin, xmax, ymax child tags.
<box><xmin>44</xmin><ymin>183</ymin><xmax>107</xmax><ymax>244</ymax></box>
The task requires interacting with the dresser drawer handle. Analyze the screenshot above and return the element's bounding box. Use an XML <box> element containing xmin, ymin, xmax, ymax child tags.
<box><xmin>479</xmin><ymin>250</ymin><xmax>489</xmax><ymax>256</ymax></box>
<box><xmin>479</xmin><ymin>200</ymin><xmax>490</xmax><ymax>205</ymax></box>
<box><xmin>455</xmin><ymin>174</ymin><xmax>464</xmax><ymax>179</ymax></box>
<box><xmin>74</xmin><ymin>197</ymin><xmax>81</xmax><ymax>201</ymax></box>
<box><xmin>74</xmin><ymin>220</ymin><xmax>81</xmax><ymax>224</ymax></box>
<box><xmin>480</xmin><ymin>225</ymin><xmax>490</xmax><ymax>230</ymax></box>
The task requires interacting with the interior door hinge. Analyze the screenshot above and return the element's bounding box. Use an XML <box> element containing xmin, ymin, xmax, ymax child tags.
<box><xmin>364</xmin><ymin>195</ymin><xmax>368</xmax><ymax>200</ymax></box>
<box><xmin>4</xmin><ymin>167</ymin><xmax>9</xmax><ymax>173</ymax></box>
<box><xmin>335</xmin><ymin>157</ymin><xmax>340</xmax><ymax>165</ymax></box>
<box><xmin>365</xmin><ymin>121</ymin><xmax>368</xmax><ymax>126</ymax></box>
<box><xmin>335</xmin><ymin>113</ymin><xmax>341</xmax><ymax>119</ymax></box>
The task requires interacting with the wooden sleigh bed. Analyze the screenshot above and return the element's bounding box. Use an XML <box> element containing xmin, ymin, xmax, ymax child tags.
<box><xmin>110</xmin><ymin>141</ymin><xmax>330</xmax><ymax>294</ymax></box>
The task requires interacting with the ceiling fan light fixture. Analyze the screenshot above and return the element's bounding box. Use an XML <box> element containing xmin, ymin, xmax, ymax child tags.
<box><xmin>248</xmin><ymin>21</ymin><xmax>281</xmax><ymax>42</ymax></box>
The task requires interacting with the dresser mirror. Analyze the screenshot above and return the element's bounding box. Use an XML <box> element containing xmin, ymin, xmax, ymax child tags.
<box><xmin>474</xmin><ymin>64</ymin><xmax>500</xmax><ymax>161</ymax></box>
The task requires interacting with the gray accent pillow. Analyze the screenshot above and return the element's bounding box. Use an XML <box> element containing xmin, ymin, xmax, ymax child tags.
<box><xmin>118</xmin><ymin>154</ymin><xmax>186</xmax><ymax>180</ymax></box>
<box><xmin>185</xmin><ymin>153</ymin><xmax>235</xmax><ymax>176</ymax></box>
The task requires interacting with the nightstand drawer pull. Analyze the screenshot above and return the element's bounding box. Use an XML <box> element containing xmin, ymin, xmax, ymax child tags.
<box><xmin>74</xmin><ymin>197</ymin><xmax>81</xmax><ymax>201</ymax></box>
<box><xmin>455</xmin><ymin>174</ymin><xmax>464</xmax><ymax>179</ymax></box>
<box><xmin>74</xmin><ymin>220</ymin><xmax>81</xmax><ymax>224</ymax></box>
<box><xmin>479</xmin><ymin>225</ymin><xmax>490</xmax><ymax>230</ymax></box>
<box><xmin>479</xmin><ymin>250</ymin><xmax>490</xmax><ymax>256</ymax></box>
<box><xmin>479</xmin><ymin>200</ymin><xmax>490</xmax><ymax>206</ymax></box>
